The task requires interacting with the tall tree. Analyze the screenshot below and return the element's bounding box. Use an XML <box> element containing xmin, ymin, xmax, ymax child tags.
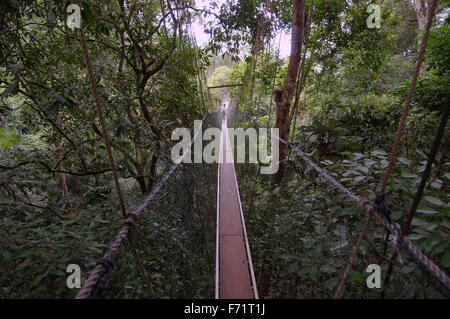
<box><xmin>271</xmin><ymin>0</ymin><xmax>306</xmax><ymax>185</ymax></box>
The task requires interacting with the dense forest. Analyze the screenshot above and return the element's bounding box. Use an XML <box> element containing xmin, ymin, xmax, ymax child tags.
<box><xmin>0</xmin><ymin>0</ymin><xmax>449</xmax><ymax>299</ymax></box>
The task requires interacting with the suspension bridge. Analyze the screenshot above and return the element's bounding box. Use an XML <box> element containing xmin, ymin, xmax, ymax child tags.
<box><xmin>74</xmin><ymin>97</ymin><xmax>450</xmax><ymax>299</ymax></box>
<box><xmin>216</xmin><ymin>101</ymin><xmax>258</xmax><ymax>299</ymax></box>
<box><xmin>73</xmin><ymin>2</ymin><xmax>450</xmax><ymax>298</ymax></box>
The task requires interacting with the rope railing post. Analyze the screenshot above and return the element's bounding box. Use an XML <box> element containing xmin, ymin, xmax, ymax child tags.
<box><xmin>380</xmin><ymin>0</ymin><xmax>438</xmax><ymax>194</ymax></box>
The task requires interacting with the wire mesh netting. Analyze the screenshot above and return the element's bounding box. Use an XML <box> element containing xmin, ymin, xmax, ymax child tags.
<box><xmin>82</xmin><ymin>109</ymin><xmax>448</xmax><ymax>299</ymax></box>
<box><xmin>225</xmin><ymin>109</ymin><xmax>449</xmax><ymax>299</ymax></box>
<box><xmin>84</xmin><ymin>111</ymin><xmax>222</xmax><ymax>298</ymax></box>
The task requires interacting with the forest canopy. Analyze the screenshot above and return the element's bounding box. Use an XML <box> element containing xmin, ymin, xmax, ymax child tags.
<box><xmin>0</xmin><ymin>0</ymin><xmax>449</xmax><ymax>299</ymax></box>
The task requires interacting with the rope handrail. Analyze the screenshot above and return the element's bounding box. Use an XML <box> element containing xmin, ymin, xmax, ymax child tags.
<box><xmin>75</xmin><ymin>113</ymin><xmax>209</xmax><ymax>299</ymax></box>
<box><xmin>77</xmin><ymin>11</ymin><xmax>157</xmax><ymax>297</ymax></box>
<box><xmin>380</xmin><ymin>0</ymin><xmax>438</xmax><ymax>193</ymax></box>
<box><xmin>233</xmin><ymin>109</ymin><xmax>450</xmax><ymax>290</ymax></box>
<box><xmin>76</xmin><ymin>107</ymin><xmax>448</xmax><ymax>298</ymax></box>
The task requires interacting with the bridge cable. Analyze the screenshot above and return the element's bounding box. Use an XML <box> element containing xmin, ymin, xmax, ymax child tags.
<box><xmin>233</xmin><ymin>109</ymin><xmax>450</xmax><ymax>293</ymax></box>
<box><xmin>75</xmin><ymin>111</ymin><xmax>208</xmax><ymax>299</ymax></box>
<box><xmin>331</xmin><ymin>0</ymin><xmax>440</xmax><ymax>298</ymax></box>
<box><xmin>77</xmin><ymin>13</ymin><xmax>154</xmax><ymax>298</ymax></box>
<box><xmin>381</xmin><ymin>93</ymin><xmax>450</xmax><ymax>298</ymax></box>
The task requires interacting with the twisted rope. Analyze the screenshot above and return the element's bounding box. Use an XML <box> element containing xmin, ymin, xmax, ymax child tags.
<box><xmin>381</xmin><ymin>95</ymin><xmax>450</xmax><ymax>297</ymax></box>
<box><xmin>89</xmin><ymin>242</ymin><xmax>115</xmax><ymax>298</ymax></box>
<box><xmin>380</xmin><ymin>0</ymin><xmax>438</xmax><ymax>193</ymax></box>
<box><xmin>234</xmin><ymin>109</ymin><xmax>450</xmax><ymax>290</ymax></box>
<box><xmin>78</xmin><ymin>18</ymin><xmax>128</xmax><ymax>219</ymax></box>
<box><xmin>77</xmin><ymin>17</ymin><xmax>156</xmax><ymax>297</ymax></box>
<box><xmin>376</xmin><ymin>0</ymin><xmax>441</xmax><ymax>296</ymax></box>
<box><xmin>75</xmin><ymin>113</ymin><xmax>207</xmax><ymax>299</ymax></box>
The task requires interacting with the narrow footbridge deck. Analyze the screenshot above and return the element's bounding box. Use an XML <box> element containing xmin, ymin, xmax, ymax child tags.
<box><xmin>215</xmin><ymin>106</ymin><xmax>258</xmax><ymax>299</ymax></box>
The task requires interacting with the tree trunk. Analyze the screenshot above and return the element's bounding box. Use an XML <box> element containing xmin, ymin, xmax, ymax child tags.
<box><xmin>411</xmin><ymin>0</ymin><xmax>428</xmax><ymax>48</ymax></box>
<box><xmin>271</xmin><ymin>0</ymin><xmax>306</xmax><ymax>186</ymax></box>
<box><xmin>248</xmin><ymin>21</ymin><xmax>266</xmax><ymax>109</ymax></box>
<box><xmin>413</xmin><ymin>0</ymin><xmax>428</xmax><ymax>30</ymax></box>
<box><xmin>234</xmin><ymin>21</ymin><xmax>264</xmax><ymax>110</ymax></box>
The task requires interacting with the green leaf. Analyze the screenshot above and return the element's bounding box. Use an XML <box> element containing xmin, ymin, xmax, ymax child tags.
<box><xmin>411</xmin><ymin>218</ymin><xmax>428</xmax><ymax>227</ymax></box>
<box><xmin>401</xmin><ymin>172</ymin><xmax>418</xmax><ymax>178</ymax></box>
<box><xmin>424</xmin><ymin>196</ymin><xmax>444</xmax><ymax>207</ymax></box>
<box><xmin>314</xmin><ymin>225</ymin><xmax>327</xmax><ymax>235</ymax></box>
<box><xmin>31</xmin><ymin>276</ymin><xmax>42</xmax><ymax>286</ymax></box>
<box><xmin>407</xmin><ymin>234</ymin><xmax>425</xmax><ymax>240</ymax></box>
<box><xmin>352</xmin><ymin>176</ymin><xmax>366</xmax><ymax>184</ymax></box>
<box><xmin>391</xmin><ymin>210</ymin><xmax>402</xmax><ymax>221</ymax></box>
<box><xmin>2</xmin><ymin>250</ymin><xmax>12</xmax><ymax>259</ymax></box>
<box><xmin>303</xmin><ymin>238</ymin><xmax>316</xmax><ymax>249</ymax></box>
<box><xmin>401</xmin><ymin>262</ymin><xmax>417</xmax><ymax>274</ymax></box>
<box><xmin>339</xmin><ymin>207</ymin><xmax>361</xmax><ymax>216</ymax></box>
<box><xmin>442</xmin><ymin>207</ymin><xmax>450</xmax><ymax>216</ymax></box>
<box><xmin>0</xmin><ymin>127</ymin><xmax>21</xmax><ymax>148</ymax></box>
<box><xmin>324</xmin><ymin>277</ymin><xmax>339</xmax><ymax>290</ymax></box>
<box><xmin>357</xmin><ymin>166</ymin><xmax>369</xmax><ymax>174</ymax></box>
<box><xmin>331</xmin><ymin>241</ymin><xmax>348</xmax><ymax>251</ymax></box>
<box><xmin>430</xmin><ymin>180</ymin><xmax>442</xmax><ymax>189</ymax></box>
<box><xmin>417</xmin><ymin>205</ymin><xmax>439</xmax><ymax>215</ymax></box>
<box><xmin>398</xmin><ymin>157</ymin><xmax>411</xmax><ymax>166</ymax></box>
<box><xmin>352</xmin><ymin>153</ymin><xmax>364</xmax><ymax>160</ymax></box>
<box><xmin>298</xmin><ymin>268</ymin><xmax>310</xmax><ymax>276</ymax></box>
<box><xmin>1</xmin><ymin>82</ymin><xmax>18</xmax><ymax>99</ymax></box>
<box><xmin>371</xmin><ymin>150</ymin><xmax>387</xmax><ymax>156</ymax></box>
<box><xmin>441</xmin><ymin>251</ymin><xmax>450</xmax><ymax>268</ymax></box>
<box><xmin>350</xmin><ymin>270</ymin><xmax>365</xmax><ymax>283</ymax></box>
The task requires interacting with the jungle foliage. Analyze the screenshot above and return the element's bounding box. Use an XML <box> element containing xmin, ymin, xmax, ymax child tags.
<box><xmin>0</xmin><ymin>0</ymin><xmax>449</xmax><ymax>298</ymax></box>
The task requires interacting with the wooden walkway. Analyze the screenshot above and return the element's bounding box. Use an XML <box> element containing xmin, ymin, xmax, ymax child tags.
<box><xmin>215</xmin><ymin>105</ymin><xmax>258</xmax><ymax>299</ymax></box>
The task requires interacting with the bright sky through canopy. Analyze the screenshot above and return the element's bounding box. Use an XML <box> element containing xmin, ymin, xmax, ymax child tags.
<box><xmin>191</xmin><ymin>0</ymin><xmax>292</xmax><ymax>59</ymax></box>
